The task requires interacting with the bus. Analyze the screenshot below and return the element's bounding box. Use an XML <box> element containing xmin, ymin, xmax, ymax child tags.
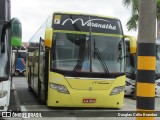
<box><xmin>125</xmin><ymin>39</ymin><xmax>160</xmax><ymax>96</ymax></box>
<box><xmin>156</xmin><ymin>39</ymin><xmax>160</xmax><ymax>96</ymax></box>
<box><xmin>124</xmin><ymin>39</ymin><xmax>137</xmax><ymax>95</ymax></box>
<box><xmin>26</xmin><ymin>12</ymin><xmax>136</xmax><ymax>108</ymax></box>
<box><xmin>12</xmin><ymin>50</ymin><xmax>26</xmax><ymax>76</ymax></box>
<box><xmin>0</xmin><ymin>0</ymin><xmax>22</xmax><ymax>111</ymax></box>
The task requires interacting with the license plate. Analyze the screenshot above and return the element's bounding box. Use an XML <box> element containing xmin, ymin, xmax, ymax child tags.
<box><xmin>83</xmin><ymin>99</ymin><xmax>96</xmax><ymax>103</ymax></box>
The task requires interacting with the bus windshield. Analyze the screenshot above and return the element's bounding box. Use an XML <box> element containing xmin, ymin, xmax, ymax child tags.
<box><xmin>126</xmin><ymin>54</ymin><xmax>137</xmax><ymax>75</ymax></box>
<box><xmin>126</xmin><ymin>42</ymin><xmax>160</xmax><ymax>78</ymax></box>
<box><xmin>0</xmin><ymin>24</ymin><xmax>9</xmax><ymax>80</ymax></box>
<box><xmin>156</xmin><ymin>44</ymin><xmax>160</xmax><ymax>75</ymax></box>
<box><xmin>51</xmin><ymin>32</ymin><xmax>124</xmax><ymax>74</ymax></box>
<box><xmin>125</xmin><ymin>40</ymin><xmax>137</xmax><ymax>78</ymax></box>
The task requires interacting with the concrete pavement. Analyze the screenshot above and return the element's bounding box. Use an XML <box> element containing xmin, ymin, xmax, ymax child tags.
<box><xmin>1</xmin><ymin>77</ymin><xmax>160</xmax><ymax>120</ymax></box>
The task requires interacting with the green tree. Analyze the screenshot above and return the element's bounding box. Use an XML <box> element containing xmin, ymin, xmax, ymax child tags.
<box><xmin>122</xmin><ymin>0</ymin><xmax>160</xmax><ymax>31</ymax></box>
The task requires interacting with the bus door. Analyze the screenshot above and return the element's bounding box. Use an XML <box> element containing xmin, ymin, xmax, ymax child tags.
<box><xmin>38</xmin><ymin>38</ymin><xmax>47</xmax><ymax>102</ymax></box>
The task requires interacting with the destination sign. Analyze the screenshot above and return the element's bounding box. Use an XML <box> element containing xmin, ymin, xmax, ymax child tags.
<box><xmin>53</xmin><ymin>13</ymin><xmax>123</xmax><ymax>34</ymax></box>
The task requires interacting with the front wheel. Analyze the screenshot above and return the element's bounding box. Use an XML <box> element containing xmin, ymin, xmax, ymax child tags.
<box><xmin>22</xmin><ymin>70</ymin><xmax>26</xmax><ymax>76</ymax></box>
<box><xmin>28</xmin><ymin>85</ymin><xmax>32</xmax><ymax>92</ymax></box>
<box><xmin>14</xmin><ymin>70</ymin><xmax>20</xmax><ymax>76</ymax></box>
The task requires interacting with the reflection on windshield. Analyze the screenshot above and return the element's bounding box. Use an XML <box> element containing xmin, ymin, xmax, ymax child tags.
<box><xmin>0</xmin><ymin>53</ymin><xmax>8</xmax><ymax>78</ymax></box>
<box><xmin>94</xmin><ymin>47</ymin><xmax>109</xmax><ymax>73</ymax></box>
<box><xmin>125</xmin><ymin>40</ymin><xmax>136</xmax><ymax>75</ymax></box>
<box><xmin>0</xmin><ymin>26</ymin><xmax>9</xmax><ymax>79</ymax></box>
<box><xmin>126</xmin><ymin>44</ymin><xmax>160</xmax><ymax>76</ymax></box>
<box><xmin>51</xmin><ymin>33</ymin><xmax>124</xmax><ymax>74</ymax></box>
<box><xmin>126</xmin><ymin>55</ymin><xmax>137</xmax><ymax>75</ymax></box>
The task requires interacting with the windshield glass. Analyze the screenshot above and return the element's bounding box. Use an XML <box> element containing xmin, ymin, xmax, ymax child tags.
<box><xmin>13</xmin><ymin>51</ymin><xmax>26</xmax><ymax>58</ymax></box>
<box><xmin>0</xmin><ymin>25</ymin><xmax>9</xmax><ymax>80</ymax></box>
<box><xmin>126</xmin><ymin>55</ymin><xmax>136</xmax><ymax>74</ymax></box>
<box><xmin>125</xmin><ymin>41</ymin><xmax>137</xmax><ymax>75</ymax></box>
<box><xmin>126</xmin><ymin>42</ymin><xmax>160</xmax><ymax>77</ymax></box>
<box><xmin>156</xmin><ymin>45</ymin><xmax>160</xmax><ymax>74</ymax></box>
<box><xmin>51</xmin><ymin>32</ymin><xmax>124</xmax><ymax>73</ymax></box>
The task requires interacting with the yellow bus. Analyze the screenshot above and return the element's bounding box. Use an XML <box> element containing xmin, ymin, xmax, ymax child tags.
<box><xmin>125</xmin><ymin>39</ymin><xmax>160</xmax><ymax>96</ymax></box>
<box><xmin>26</xmin><ymin>12</ymin><xmax>136</xmax><ymax>108</ymax></box>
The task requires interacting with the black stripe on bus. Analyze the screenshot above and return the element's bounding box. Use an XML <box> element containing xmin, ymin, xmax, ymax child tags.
<box><xmin>50</xmin><ymin>68</ymin><xmax>125</xmax><ymax>78</ymax></box>
<box><xmin>137</xmin><ymin>96</ymin><xmax>155</xmax><ymax>110</ymax></box>
<box><xmin>138</xmin><ymin>43</ymin><xmax>156</xmax><ymax>56</ymax></box>
<box><xmin>136</xmin><ymin>70</ymin><xmax>155</xmax><ymax>83</ymax></box>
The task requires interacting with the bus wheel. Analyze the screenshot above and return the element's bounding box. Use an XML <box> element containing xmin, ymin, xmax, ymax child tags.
<box><xmin>14</xmin><ymin>70</ymin><xmax>20</xmax><ymax>76</ymax></box>
<box><xmin>22</xmin><ymin>70</ymin><xmax>26</xmax><ymax>76</ymax></box>
<box><xmin>28</xmin><ymin>85</ymin><xmax>32</xmax><ymax>92</ymax></box>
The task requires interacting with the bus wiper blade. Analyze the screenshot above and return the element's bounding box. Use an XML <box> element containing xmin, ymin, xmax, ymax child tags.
<box><xmin>73</xmin><ymin>62</ymin><xmax>82</xmax><ymax>72</ymax></box>
<box><xmin>94</xmin><ymin>48</ymin><xmax>109</xmax><ymax>74</ymax></box>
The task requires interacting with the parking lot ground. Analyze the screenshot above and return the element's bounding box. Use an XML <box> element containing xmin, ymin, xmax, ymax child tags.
<box><xmin>3</xmin><ymin>77</ymin><xmax>160</xmax><ymax>120</ymax></box>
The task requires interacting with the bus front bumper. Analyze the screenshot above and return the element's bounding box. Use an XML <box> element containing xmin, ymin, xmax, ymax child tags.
<box><xmin>0</xmin><ymin>95</ymin><xmax>8</xmax><ymax>111</ymax></box>
<box><xmin>47</xmin><ymin>88</ymin><xmax>124</xmax><ymax>108</ymax></box>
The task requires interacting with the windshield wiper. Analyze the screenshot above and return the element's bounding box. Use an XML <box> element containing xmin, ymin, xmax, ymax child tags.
<box><xmin>94</xmin><ymin>48</ymin><xmax>109</xmax><ymax>74</ymax></box>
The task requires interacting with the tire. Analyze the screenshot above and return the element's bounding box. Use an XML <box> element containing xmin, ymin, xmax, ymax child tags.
<box><xmin>22</xmin><ymin>70</ymin><xmax>26</xmax><ymax>76</ymax></box>
<box><xmin>28</xmin><ymin>85</ymin><xmax>32</xmax><ymax>92</ymax></box>
<box><xmin>28</xmin><ymin>73</ymin><xmax>32</xmax><ymax>92</ymax></box>
<box><xmin>14</xmin><ymin>70</ymin><xmax>20</xmax><ymax>76</ymax></box>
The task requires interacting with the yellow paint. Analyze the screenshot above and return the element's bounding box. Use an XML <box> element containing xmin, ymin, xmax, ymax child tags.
<box><xmin>136</xmin><ymin>117</ymin><xmax>154</xmax><ymax>120</ymax></box>
<box><xmin>126</xmin><ymin>35</ymin><xmax>137</xmax><ymax>54</ymax></box>
<box><xmin>66</xmin><ymin>78</ymin><xmax>114</xmax><ymax>90</ymax></box>
<box><xmin>44</xmin><ymin>28</ymin><xmax>53</xmax><ymax>48</ymax></box>
<box><xmin>136</xmin><ymin>109</ymin><xmax>155</xmax><ymax>120</ymax></box>
<box><xmin>137</xmin><ymin>56</ymin><xmax>156</xmax><ymax>70</ymax></box>
<box><xmin>137</xmin><ymin>82</ymin><xmax>155</xmax><ymax>97</ymax></box>
<box><xmin>47</xmin><ymin>72</ymin><xmax>125</xmax><ymax>108</ymax></box>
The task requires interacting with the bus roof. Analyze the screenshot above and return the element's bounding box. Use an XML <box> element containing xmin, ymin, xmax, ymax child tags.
<box><xmin>52</xmin><ymin>11</ymin><xmax>119</xmax><ymax>20</ymax></box>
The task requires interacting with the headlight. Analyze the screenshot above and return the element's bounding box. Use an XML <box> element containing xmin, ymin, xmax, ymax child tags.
<box><xmin>110</xmin><ymin>86</ymin><xmax>125</xmax><ymax>95</ymax></box>
<box><xmin>50</xmin><ymin>83</ymin><xmax>69</xmax><ymax>94</ymax></box>
<box><xmin>0</xmin><ymin>90</ymin><xmax>7</xmax><ymax>98</ymax></box>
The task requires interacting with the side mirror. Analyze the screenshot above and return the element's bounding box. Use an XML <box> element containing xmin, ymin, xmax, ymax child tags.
<box><xmin>124</xmin><ymin>35</ymin><xmax>137</xmax><ymax>54</ymax></box>
<box><xmin>44</xmin><ymin>28</ymin><xmax>53</xmax><ymax>48</ymax></box>
<box><xmin>11</xmin><ymin>18</ymin><xmax>22</xmax><ymax>47</ymax></box>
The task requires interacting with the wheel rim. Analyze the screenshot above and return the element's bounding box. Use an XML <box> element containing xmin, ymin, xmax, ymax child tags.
<box><xmin>23</xmin><ymin>71</ymin><xmax>26</xmax><ymax>76</ymax></box>
<box><xmin>14</xmin><ymin>71</ymin><xmax>19</xmax><ymax>76</ymax></box>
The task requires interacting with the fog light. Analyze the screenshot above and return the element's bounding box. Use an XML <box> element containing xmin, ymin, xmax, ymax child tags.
<box><xmin>0</xmin><ymin>106</ymin><xmax>4</xmax><ymax>110</ymax></box>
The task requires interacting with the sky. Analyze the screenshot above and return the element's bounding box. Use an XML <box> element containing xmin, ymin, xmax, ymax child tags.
<box><xmin>11</xmin><ymin>0</ymin><xmax>138</xmax><ymax>42</ymax></box>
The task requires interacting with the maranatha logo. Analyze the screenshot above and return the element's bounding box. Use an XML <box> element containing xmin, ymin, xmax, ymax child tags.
<box><xmin>62</xmin><ymin>18</ymin><xmax>117</xmax><ymax>30</ymax></box>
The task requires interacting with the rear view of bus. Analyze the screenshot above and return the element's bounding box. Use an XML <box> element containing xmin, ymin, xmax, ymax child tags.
<box><xmin>27</xmin><ymin>12</ymin><xmax>135</xmax><ymax>108</ymax></box>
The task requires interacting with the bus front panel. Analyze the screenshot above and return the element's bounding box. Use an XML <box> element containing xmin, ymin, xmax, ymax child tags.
<box><xmin>47</xmin><ymin>72</ymin><xmax>125</xmax><ymax>108</ymax></box>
